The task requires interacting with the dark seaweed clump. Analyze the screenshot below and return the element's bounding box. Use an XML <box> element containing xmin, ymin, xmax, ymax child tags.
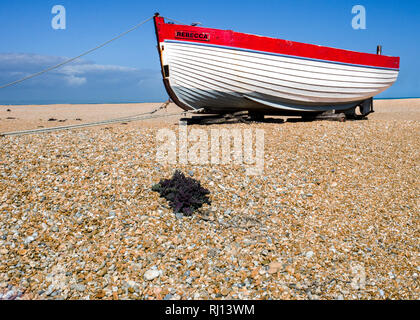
<box><xmin>152</xmin><ymin>170</ymin><xmax>211</xmax><ymax>216</ymax></box>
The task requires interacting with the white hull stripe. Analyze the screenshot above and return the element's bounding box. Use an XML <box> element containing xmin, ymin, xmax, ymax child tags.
<box><xmin>164</xmin><ymin>40</ymin><xmax>400</xmax><ymax>71</ymax></box>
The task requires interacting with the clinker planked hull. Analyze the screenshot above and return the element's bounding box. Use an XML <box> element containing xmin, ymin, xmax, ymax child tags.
<box><xmin>153</xmin><ymin>15</ymin><xmax>400</xmax><ymax>114</ymax></box>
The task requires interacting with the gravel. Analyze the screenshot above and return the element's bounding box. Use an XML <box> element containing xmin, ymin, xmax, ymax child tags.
<box><xmin>0</xmin><ymin>117</ymin><xmax>418</xmax><ymax>300</ymax></box>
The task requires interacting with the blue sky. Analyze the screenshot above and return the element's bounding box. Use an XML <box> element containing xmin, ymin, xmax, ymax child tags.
<box><xmin>0</xmin><ymin>0</ymin><xmax>419</xmax><ymax>104</ymax></box>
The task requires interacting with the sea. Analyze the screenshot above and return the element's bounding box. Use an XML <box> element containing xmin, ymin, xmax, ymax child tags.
<box><xmin>1</xmin><ymin>97</ymin><xmax>419</xmax><ymax>106</ymax></box>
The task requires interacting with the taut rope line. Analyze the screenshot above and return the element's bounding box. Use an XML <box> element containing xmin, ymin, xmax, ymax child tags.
<box><xmin>0</xmin><ymin>103</ymin><xmax>203</xmax><ymax>137</ymax></box>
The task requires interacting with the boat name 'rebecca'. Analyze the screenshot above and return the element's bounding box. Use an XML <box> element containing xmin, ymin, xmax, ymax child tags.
<box><xmin>175</xmin><ymin>31</ymin><xmax>210</xmax><ymax>41</ymax></box>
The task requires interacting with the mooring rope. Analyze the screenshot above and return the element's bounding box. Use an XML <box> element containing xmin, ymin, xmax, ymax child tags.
<box><xmin>0</xmin><ymin>16</ymin><xmax>154</xmax><ymax>90</ymax></box>
<box><xmin>0</xmin><ymin>104</ymin><xmax>203</xmax><ymax>137</ymax></box>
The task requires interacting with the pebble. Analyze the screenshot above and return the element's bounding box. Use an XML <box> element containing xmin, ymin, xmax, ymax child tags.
<box><xmin>23</xmin><ymin>236</ymin><xmax>35</xmax><ymax>245</ymax></box>
<box><xmin>97</xmin><ymin>268</ymin><xmax>107</xmax><ymax>277</ymax></box>
<box><xmin>71</xmin><ymin>284</ymin><xmax>86</xmax><ymax>292</ymax></box>
<box><xmin>144</xmin><ymin>270</ymin><xmax>160</xmax><ymax>281</ymax></box>
<box><xmin>268</xmin><ymin>262</ymin><xmax>282</xmax><ymax>274</ymax></box>
<box><xmin>220</xmin><ymin>288</ymin><xmax>230</xmax><ymax>296</ymax></box>
<box><xmin>305</xmin><ymin>251</ymin><xmax>314</xmax><ymax>259</ymax></box>
<box><xmin>45</xmin><ymin>284</ymin><xmax>55</xmax><ymax>296</ymax></box>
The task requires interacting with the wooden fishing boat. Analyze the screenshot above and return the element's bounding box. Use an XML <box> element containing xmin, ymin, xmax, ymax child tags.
<box><xmin>153</xmin><ymin>14</ymin><xmax>400</xmax><ymax>117</ymax></box>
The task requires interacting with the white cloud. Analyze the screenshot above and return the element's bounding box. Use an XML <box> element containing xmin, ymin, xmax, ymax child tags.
<box><xmin>65</xmin><ymin>75</ymin><xmax>87</xmax><ymax>86</ymax></box>
<box><xmin>0</xmin><ymin>53</ymin><xmax>155</xmax><ymax>87</ymax></box>
<box><xmin>0</xmin><ymin>53</ymin><xmax>165</xmax><ymax>104</ymax></box>
<box><xmin>60</xmin><ymin>64</ymin><xmax>137</xmax><ymax>75</ymax></box>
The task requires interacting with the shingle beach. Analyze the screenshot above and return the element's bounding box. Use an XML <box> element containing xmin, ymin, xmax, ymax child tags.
<box><xmin>0</xmin><ymin>99</ymin><xmax>418</xmax><ymax>300</ymax></box>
